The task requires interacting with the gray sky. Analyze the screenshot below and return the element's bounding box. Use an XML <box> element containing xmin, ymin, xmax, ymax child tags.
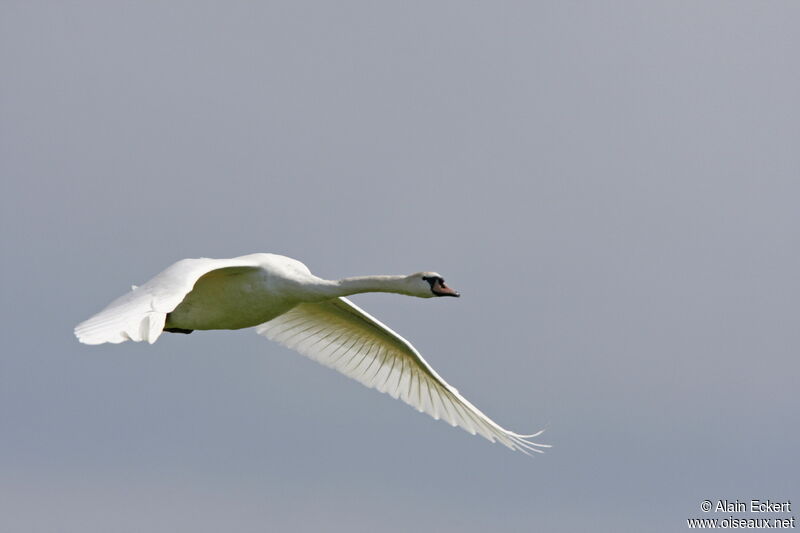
<box><xmin>2</xmin><ymin>2</ymin><xmax>798</xmax><ymax>531</ymax></box>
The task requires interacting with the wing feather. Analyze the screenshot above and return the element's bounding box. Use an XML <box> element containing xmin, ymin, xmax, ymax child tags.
<box><xmin>255</xmin><ymin>297</ymin><xmax>549</xmax><ymax>453</ymax></box>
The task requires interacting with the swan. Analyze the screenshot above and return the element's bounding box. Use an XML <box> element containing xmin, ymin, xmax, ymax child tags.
<box><xmin>74</xmin><ymin>253</ymin><xmax>549</xmax><ymax>454</ymax></box>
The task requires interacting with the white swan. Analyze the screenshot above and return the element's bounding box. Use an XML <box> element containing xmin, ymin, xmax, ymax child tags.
<box><xmin>74</xmin><ymin>253</ymin><xmax>549</xmax><ymax>454</ymax></box>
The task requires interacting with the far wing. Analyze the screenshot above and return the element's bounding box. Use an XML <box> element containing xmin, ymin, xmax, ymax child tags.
<box><xmin>74</xmin><ymin>258</ymin><xmax>260</xmax><ymax>345</ymax></box>
<box><xmin>255</xmin><ymin>297</ymin><xmax>549</xmax><ymax>454</ymax></box>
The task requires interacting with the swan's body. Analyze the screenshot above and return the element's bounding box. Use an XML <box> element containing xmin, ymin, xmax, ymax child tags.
<box><xmin>75</xmin><ymin>253</ymin><xmax>549</xmax><ymax>454</ymax></box>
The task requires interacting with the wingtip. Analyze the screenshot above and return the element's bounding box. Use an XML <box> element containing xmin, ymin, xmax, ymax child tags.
<box><xmin>505</xmin><ymin>427</ymin><xmax>551</xmax><ymax>454</ymax></box>
<box><xmin>74</xmin><ymin>327</ymin><xmax>89</xmax><ymax>344</ymax></box>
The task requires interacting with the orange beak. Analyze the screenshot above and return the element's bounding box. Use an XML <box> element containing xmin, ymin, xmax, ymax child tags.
<box><xmin>432</xmin><ymin>279</ymin><xmax>460</xmax><ymax>297</ymax></box>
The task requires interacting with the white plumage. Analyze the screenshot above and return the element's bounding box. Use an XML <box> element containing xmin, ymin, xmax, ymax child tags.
<box><xmin>75</xmin><ymin>253</ymin><xmax>549</xmax><ymax>454</ymax></box>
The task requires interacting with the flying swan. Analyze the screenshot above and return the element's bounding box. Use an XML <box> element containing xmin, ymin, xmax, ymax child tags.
<box><xmin>74</xmin><ymin>253</ymin><xmax>549</xmax><ymax>454</ymax></box>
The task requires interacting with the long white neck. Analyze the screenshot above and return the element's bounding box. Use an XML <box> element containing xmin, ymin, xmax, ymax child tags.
<box><xmin>303</xmin><ymin>275</ymin><xmax>416</xmax><ymax>301</ymax></box>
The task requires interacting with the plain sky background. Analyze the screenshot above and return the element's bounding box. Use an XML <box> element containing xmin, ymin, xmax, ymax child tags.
<box><xmin>2</xmin><ymin>2</ymin><xmax>798</xmax><ymax>531</ymax></box>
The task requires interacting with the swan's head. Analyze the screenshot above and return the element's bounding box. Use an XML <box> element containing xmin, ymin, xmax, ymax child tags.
<box><xmin>408</xmin><ymin>272</ymin><xmax>460</xmax><ymax>298</ymax></box>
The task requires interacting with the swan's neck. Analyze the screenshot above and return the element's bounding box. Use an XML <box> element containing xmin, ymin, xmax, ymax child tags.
<box><xmin>308</xmin><ymin>275</ymin><xmax>413</xmax><ymax>300</ymax></box>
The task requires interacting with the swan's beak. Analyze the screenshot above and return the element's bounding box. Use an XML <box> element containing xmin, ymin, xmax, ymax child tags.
<box><xmin>432</xmin><ymin>279</ymin><xmax>460</xmax><ymax>297</ymax></box>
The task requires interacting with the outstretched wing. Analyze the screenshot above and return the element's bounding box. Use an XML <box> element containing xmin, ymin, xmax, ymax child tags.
<box><xmin>255</xmin><ymin>297</ymin><xmax>549</xmax><ymax>454</ymax></box>
<box><xmin>75</xmin><ymin>257</ymin><xmax>260</xmax><ymax>345</ymax></box>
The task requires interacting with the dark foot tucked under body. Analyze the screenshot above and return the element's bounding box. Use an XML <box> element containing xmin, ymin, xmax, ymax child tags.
<box><xmin>164</xmin><ymin>327</ymin><xmax>193</xmax><ymax>334</ymax></box>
